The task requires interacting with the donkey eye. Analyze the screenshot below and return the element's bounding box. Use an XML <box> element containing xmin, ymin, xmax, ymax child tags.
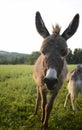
<box><xmin>61</xmin><ymin>49</ymin><xmax>67</xmax><ymax>56</ymax></box>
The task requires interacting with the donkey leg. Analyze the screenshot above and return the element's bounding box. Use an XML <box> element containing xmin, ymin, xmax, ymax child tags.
<box><xmin>34</xmin><ymin>86</ymin><xmax>41</xmax><ymax>115</ymax></box>
<box><xmin>64</xmin><ymin>93</ymin><xmax>70</xmax><ymax>108</ymax></box>
<box><xmin>43</xmin><ymin>91</ymin><xmax>58</xmax><ymax>129</ymax></box>
<box><xmin>40</xmin><ymin>90</ymin><xmax>47</xmax><ymax>124</ymax></box>
<box><xmin>70</xmin><ymin>96</ymin><xmax>77</xmax><ymax>112</ymax></box>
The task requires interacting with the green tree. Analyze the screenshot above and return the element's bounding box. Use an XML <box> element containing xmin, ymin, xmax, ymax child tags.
<box><xmin>66</xmin><ymin>49</ymin><xmax>73</xmax><ymax>64</ymax></box>
<box><xmin>73</xmin><ymin>48</ymin><xmax>82</xmax><ymax>64</ymax></box>
<box><xmin>27</xmin><ymin>51</ymin><xmax>40</xmax><ymax>65</ymax></box>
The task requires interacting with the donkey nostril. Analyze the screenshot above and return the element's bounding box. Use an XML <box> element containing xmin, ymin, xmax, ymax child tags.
<box><xmin>54</xmin><ymin>79</ymin><xmax>58</xmax><ymax>83</ymax></box>
<box><xmin>44</xmin><ymin>77</ymin><xmax>48</xmax><ymax>83</ymax></box>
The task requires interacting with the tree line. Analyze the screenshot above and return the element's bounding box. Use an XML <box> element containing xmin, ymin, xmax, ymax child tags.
<box><xmin>0</xmin><ymin>49</ymin><xmax>82</xmax><ymax>65</ymax></box>
<box><xmin>0</xmin><ymin>51</ymin><xmax>40</xmax><ymax>65</ymax></box>
<box><xmin>66</xmin><ymin>48</ymin><xmax>82</xmax><ymax>64</ymax></box>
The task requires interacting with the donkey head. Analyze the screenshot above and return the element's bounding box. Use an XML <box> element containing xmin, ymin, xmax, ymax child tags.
<box><xmin>35</xmin><ymin>12</ymin><xmax>79</xmax><ymax>90</ymax></box>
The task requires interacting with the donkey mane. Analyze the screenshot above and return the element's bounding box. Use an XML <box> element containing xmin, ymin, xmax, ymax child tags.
<box><xmin>52</xmin><ymin>24</ymin><xmax>61</xmax><ymax>35</ymax></box>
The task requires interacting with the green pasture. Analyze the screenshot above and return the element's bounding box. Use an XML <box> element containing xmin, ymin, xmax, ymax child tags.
<box><xmin>0</xmin><ymin>65</ymin><xmax>82</xmax><ymax>130</ymax></box>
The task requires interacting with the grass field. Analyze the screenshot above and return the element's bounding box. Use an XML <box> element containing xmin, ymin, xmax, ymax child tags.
<box><xmin>0</xmin><ymin>65</ymin><xmax>82</xmax><ymax>130</ymax></box>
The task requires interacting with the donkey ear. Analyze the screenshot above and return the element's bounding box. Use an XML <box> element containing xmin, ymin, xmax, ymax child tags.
<box><xmin>62</xmin><ymin>14</ymin><xmax>79</xmax><ymax>40</ymax></box>
<box><xmin>35</xmin><ymin>11</ymin><xmax>50</xmax><ymax>38</ymax></box>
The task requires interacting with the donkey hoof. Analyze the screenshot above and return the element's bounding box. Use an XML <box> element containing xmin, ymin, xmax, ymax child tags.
<box><xmin>41</xmin><ymin>123</ymin><xmax>48</xmax><ymax>130</ymax></box>
<box><xmin>74</xmin><ymin>109</ymin><xmax>78</xmax><ymax>113</ymax></box>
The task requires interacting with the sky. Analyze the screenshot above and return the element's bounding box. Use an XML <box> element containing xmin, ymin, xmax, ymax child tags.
<box><xmin>0</xmin><ymin>0</ymin><xmax>82</xmax><ymax>54</ymax></box>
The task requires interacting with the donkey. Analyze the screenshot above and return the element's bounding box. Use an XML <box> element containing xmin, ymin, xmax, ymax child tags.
<box><xmin>64</xmin><ymin>64</ymin><xmax>82</xmax><ymax>112</ymax></box>
<box><xmin>33</xmin><ymin>11</ymin><xmax>79</xmax><ymax>129</ymax></box>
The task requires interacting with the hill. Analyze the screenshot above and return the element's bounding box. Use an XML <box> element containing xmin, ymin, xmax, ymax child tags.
<box><xmin>0</xmin><ymin>50</ymin><xmax>27</xmax><ymax>57</ymax></box>
<box><xmin>0</xmin><ymin>50</ymin><xmax>40</xmax><ymax>65</ymax></box>
<box><xmin>0</xmin><ymin>50</ymin><xmax>27</xmax><ymax>64</ymax></box>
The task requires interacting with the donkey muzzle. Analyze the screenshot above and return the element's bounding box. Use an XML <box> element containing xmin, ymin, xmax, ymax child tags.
<box><xmin>44</xmin><ymin>77</ymin><xmax>58</xmax><ymax>90</ymax></box>
<box><xmin>44</xmin><ymin>68</ymin><xmax>58</xmax><ymax>90</ymax></box>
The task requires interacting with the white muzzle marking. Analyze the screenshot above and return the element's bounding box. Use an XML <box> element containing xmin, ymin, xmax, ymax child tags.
<box><xmin>46</xmin><ymin>68</ymin><xmax>57</xmax><ymax>79</ymax></box>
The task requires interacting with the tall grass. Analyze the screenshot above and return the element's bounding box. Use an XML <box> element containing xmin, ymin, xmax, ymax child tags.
<box><xmin>0</xmin><ymin>65</ymin><xmax>82</xmax><ymax>130</ymax></box>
